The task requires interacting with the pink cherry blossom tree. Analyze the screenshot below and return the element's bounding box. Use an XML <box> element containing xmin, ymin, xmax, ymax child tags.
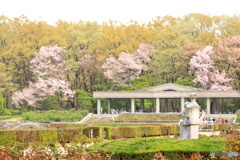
<box><xmin>102</xmin><ymin>44</ymin><xmax>154</xmax><ymax>87</ymax></box>
<box><xmin>189</xmin><ymin>46</ymin><xmax>233</xmax><ymax>91</ymax></box>
<box><xmin>12</xmin><ymin>45</ymin><xmax>75</xmax><ymax>108</ymax></box>
<box><xmin>213</xmin><ymin>36</ymin><xmax>240</xmax><ymax>89</ymax></box>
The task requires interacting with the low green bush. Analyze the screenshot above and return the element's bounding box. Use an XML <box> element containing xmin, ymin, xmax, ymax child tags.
<box><xmin>0</xmin><ymin>109</ymin><xmax>22</xmax><ymax>116</ymax></box>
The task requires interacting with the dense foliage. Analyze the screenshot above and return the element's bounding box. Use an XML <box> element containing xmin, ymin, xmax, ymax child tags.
<box><xmin>0</xmin><ymin>14</ymin><xmax>240</xmax><ymax>112</ymax></box>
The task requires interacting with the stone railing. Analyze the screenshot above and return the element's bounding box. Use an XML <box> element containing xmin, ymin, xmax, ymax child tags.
<box><xmin>232</xmin><ymin>116</ymin><xmax>237</xmax><ymax>124</ymax></box>
<box><xmin>79</xmin><ymin>113</ymin><xmax>93</xmax><ymax>124</ymax></box>
<box><xmin>199</xmin><ymin>111</ymin><xmax>206</xmax><ymax>121</ymax></box>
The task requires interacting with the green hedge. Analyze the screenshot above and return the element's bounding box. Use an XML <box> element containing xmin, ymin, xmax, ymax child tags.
<box><xmin>0</xmin><ymin>129</ymin><xmax>81</xmax><ymax>146</ymax></box>
<box><xmin>83</xmin><ymin>125</ymin><xmax>179</xmax><ymax>139</ymax></box>
<box><xmin>214</xmin><ymin>123</ymin><xmax>240</xmax><ymax>131</ymax></box>
<box><xmin>0</xmin><ymin>130</ymin><xmax>17</xmax><ymax>146</ymax></box>
<box><xmin>83</xmin><ymin>127</ymin><xmax>105</xmax><ymax>139</ymax></box>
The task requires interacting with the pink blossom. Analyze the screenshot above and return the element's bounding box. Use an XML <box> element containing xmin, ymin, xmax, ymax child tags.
<box><xmin>102</xmin><ymin>44</ymin><xmax>154</xmax><ymax>86</ymax></box>
<box><xmin>12</xmin><ymin>45</ymin><xmax>75</xmax><ymax>108</ymax></box>
<box><xmin>189</xmin><ymin>46</ymin><xmax>233</xmax><ymax>91</ymax></box>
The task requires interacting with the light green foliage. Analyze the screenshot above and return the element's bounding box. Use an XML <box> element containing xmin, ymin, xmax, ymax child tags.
<box><xmin>177</xmin><ymin>13</ymin><xmax>215</xmax><ymax>43</ymax></box>
<box><xmin>21</xmin><ymin>109</ymin><xmax>88</xmax><ymax>122</ymax></box>
<box><xmin>0</xmin><ymin>109</ymin><xmax>21</xmax><ymax>116</ymax></box>
<box><xmin>174</xmin><ymin>77</ymin><xmax>195</xmax><ymax>87</ymax></box>
<box><xmin>88</xmin><ymin>136</ymin><xmax>226</xmax><ymax>154</ymax></box>
<box><xmin>213</xmin><ymin>15</ymin><xmax>240</xmax><ymax>37</ymax></box>
<box><xmin>40</xmin><ymin>96</ymin><xmax>63</xmax><ymax>110</ymax></box>
<box><xmin>124</xmin><ymin>76</ymin><xmax>153</xmax><ymax>91</ymax></box>
<box><xmin>76</xmin><ymin>90</ymin><xmax>96</xmax><ymax>110</ymax></box>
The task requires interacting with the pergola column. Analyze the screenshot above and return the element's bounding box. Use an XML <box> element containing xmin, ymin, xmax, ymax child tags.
<box><xmin>131</xmin><ymin>98</ymin><xmax>135</xmax><ymax>113</ymax></box>
<box><xmin>181</xmin><ymin>97</ymin><xmax>185</xmax><ymax>112</ymax></box>
<box><xmin>108</xmin><ymin>99</ymin><xmax>111</xmax><ymax>114</ymax></box>
<box><xmin>97</xmin><ymin>99</ymin><xmax>101</xmax><ymax>116</ymax></box>
<box><xmin>156</xmin><ymin>98</ymin><xmax>160</xmax><ymax>113</ymax></box>
<box><xmin>207</xmin><ymin>98</ymin><xmax>210</xmax><ymax>114</ymax></box>
<box><xmin>164</xmin><ymin>99</ymin><xmax>168</xmax><ymax>112</ymax></box>
<box><xmin>140</xmin><ymin>99</ymin><xmax>144</xmax><ymax>111</ymax></box>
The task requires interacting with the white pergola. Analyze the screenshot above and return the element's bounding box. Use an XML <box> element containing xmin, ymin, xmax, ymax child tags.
<box><xmin>93</xmin><ymin>83</ymin><xmax>240</xmax><ymax>115</ymax></box>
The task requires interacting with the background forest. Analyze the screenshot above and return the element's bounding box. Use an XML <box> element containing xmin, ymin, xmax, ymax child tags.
<box><xmin>0</xmin><ymin>13</ymin><xmax>239</xmax><ymax>114</ymax></box>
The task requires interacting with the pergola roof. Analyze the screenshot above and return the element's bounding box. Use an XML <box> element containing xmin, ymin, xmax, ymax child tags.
<box><xmin>93</xmin><ymin>83</ymin><xmax>240</xmax><ymax>99</ymax></box>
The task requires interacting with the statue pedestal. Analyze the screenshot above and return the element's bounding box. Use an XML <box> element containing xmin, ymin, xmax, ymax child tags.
<box><xmin>179</xmin><ymin>122</ymin><xmax>198</xmax><ymax>140</ymax></box>
<box><xmin>188</xmin><ymin>125</ymin><xmax>198</xmax><ymax>139</ymax></box>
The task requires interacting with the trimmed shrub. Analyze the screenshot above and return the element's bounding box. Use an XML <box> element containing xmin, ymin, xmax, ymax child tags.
<box><xmin>16</xmin><ymin>130</ymin><xmax>39</xmax><ymax>144</ymax></box>
<box><xmin>0</xmin><ymin>130</ymin><xmax>17</xmax><ymax>146</ymax></box>
<box><xmin>104</xmin><ymin>127</ymin><xmax>111</xmax><ymax>139</ymax></box>
<box><xmin>90</xmin><ymin>125</ymin><xmax>180</xmax><ymax>139</ymax></box>
<box><xmin>57</xmin><ymin>129</ymin><xmax>80</xmax><ymax>143</ymax></box>
<box><xmin>0</xmin><ymin>129</ymin><xmax>82</xmax><ymax>146</ymax></box>
<box><xmin>38</xmin><ymin>129</ymin><xmax>58</xmax><ymax>143</ymax></box>
<box><xmin>83</xmin><ymin>127</ymin><xmax>104</xmax><ymax>138</ymax></box>
<box><xmin>214</xmin><ymin>124</ymin><xmax>235</xmax><ymax>131</ymax></box>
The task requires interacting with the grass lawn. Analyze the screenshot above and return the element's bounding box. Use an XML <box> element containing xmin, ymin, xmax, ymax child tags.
<box><xmin>91</xmin><ymin>122</ymin><xmax>142</xmax><ymax>127</ymax></box>
<box><xmin>87</xmin><ymin>136</ymin><xmax>226</xmax><ymax>154</ymax></box>
<box><xmin>0</xmin><ymin>116</ymin><xmax>22</xmax><ymax>121</ymax></box>
<box><xmin>115</xmin><ymin>114</ymin><xmax>183</xmax><ymax>122</ymax></box>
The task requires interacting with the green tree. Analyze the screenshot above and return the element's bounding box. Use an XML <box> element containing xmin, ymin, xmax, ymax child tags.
<box><xmin>213</xmin><ymin>15</ymin><xmax>240</xmax><ymax>37</ymax></box>
<box><xmin>76</xmin><ymin>90</ymin><xmax>96</xmax><ymax>111</ymax></box>
<box><xmin>0</xmin><ymin>93</ymin><xmax>6</xmax><ymax>109</ymax></box>
<box><xmin>150</xmin><ymin>26</ymin><xmax>190</xmax><ymax>84</ymax></box>
<box><xmin>61</xmin><ymin>21</ymin><xmax>104</xmax><ymax>109</ymax></box>
<box><xmin>178</xmin><ymin>13</ymin><xmax>215</xmax><ymax>44</ymax></box>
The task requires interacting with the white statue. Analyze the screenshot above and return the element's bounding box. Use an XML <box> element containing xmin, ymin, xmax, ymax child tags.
<box><xmin>179</xmin><ymin>92</ymin><xmax>200</xmax><ymax>139</ymax></box>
